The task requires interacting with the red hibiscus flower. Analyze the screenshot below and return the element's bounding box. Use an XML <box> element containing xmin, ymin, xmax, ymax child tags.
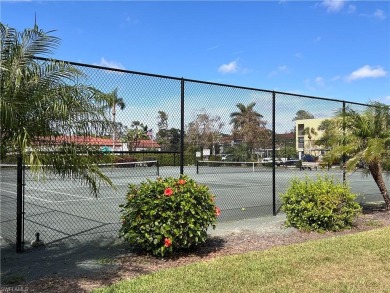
<box><xmin>164</xmin><ymin>238</ymin><xmax>172</xmax><ymax>247</ymax></box>
<box><xmin>178</xmin><ymin>179</ymin><xmax>186</xmax><ymax>185</ymax></box>
<box><xmin>215</xmin><ymin>206</ymin><xmax>221</xmax><ymax>216</ymax></box>
<box><xmin>164</xmin><ymin>187</ymin><xmax>173</xmax><ymax>196</ymax></box>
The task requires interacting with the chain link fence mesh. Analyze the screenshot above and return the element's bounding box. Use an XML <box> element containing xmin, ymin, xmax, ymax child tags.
<box><xmin>0</xmin><ymin>165</ymin><xmax>18</xmax><ymax>246</ymax></box>
<box><xmin>1</xmin><ymin>58</ymin><xmax>388</xmax><ymax>249</ymax></box>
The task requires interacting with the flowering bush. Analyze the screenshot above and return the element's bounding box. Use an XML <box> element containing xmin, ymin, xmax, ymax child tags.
<box><xmin>119</xmin><ymin>175</ymin><xmax>220</xmax><ymax>256</ymax></box>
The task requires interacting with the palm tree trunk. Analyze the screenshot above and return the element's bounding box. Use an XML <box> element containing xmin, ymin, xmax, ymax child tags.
<box><xmin>369</xmin><ymin>161</ymin><xmax>390</xmax><ymax>210</ymax></box>
<box><xmin>112</xmin><ymin>105</ymin><xmax>116</xmax><ymax>151</ymax></box>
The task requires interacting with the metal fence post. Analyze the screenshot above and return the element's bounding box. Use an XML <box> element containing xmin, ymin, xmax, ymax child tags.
<box><xmin>180</xmin><ymin>78</ymin><xmax>185</xmax><ymax>175</ymax></box>
<box><xmin>272</xmin><ymin>92</ymin><xmax>276</xmax><ymax>216</ymax></box>
<box><xmin>342</xmin><ymin>101</ymin><xmax>346</xmax><ymax>184</ymax></box>
<box><xmin>16</xmin><ymin>155</ymin><xmax>24</xmax><ymax>253</ymax></box>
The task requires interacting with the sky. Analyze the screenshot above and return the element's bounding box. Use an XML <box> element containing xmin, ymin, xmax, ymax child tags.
<box><xmin>1</xmin><ymin>0</ymin><xmax>390</xmax><ymax>133</ymax></box>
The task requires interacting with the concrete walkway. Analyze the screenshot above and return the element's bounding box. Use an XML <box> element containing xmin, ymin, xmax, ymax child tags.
<box><xmin>209</xmin><ymin>213</ymin><xmax>294</xmax><ymax>237</ymax></box>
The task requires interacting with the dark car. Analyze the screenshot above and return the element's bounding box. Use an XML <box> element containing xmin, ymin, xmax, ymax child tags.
<box><xmin>301</xmin><ymin>154</ymin><xmax>316</xmax><ymax>162</ymax></box>
<box><xmin>283</xmin><ymin>159</ymin><xmax>300</xmax><ymax>167</ymax></box>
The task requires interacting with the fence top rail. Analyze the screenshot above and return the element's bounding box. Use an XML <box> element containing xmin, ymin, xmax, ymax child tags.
<box><xmin>33</xmin><ymin>56</ymin><xmax>371</xmax><ymax>108</ymax></box>
<box><xmin>197</xmin><ymin>160</ymin><xmax>259</xmax><ymax>165</ymax></box>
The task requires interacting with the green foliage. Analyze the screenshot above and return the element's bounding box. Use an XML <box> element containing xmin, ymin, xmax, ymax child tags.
<box><xmin>119</xmin><ymin>175</ymin><xmax>219</xmax><ymax>256</ymax></box>
<box><xmin>128</xmin><ymin>152</ymin><xmax>196</xmax><ymax>166</ymax></box>
<box><xmin>112</xmin><ymin>155</ymin><xmax>137</xmax><ymax>164</ymax></box>
<box><xmin>281</xmin><ymin>175</ymin><xmax>361</xmax><ymax>232</ymax></box>
<box><xmin>0</xmin><ymin>22</ymin><xmax>113</xmax><ymax>195</ymax></box>
<box><xmin>321</xmin><ymin>103</ymin><xmax>390</xmax><ymax>210</ymax></box>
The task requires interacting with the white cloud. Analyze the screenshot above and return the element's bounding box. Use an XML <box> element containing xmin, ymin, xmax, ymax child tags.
<box><xmin>268</xmin><ymin>65</ymin><xmax>290</xmax><ymax>77</ymax></box>
<box><xmin>321</xmin><ymin>0</ymin><xmax>345</xmax><ymax>12</ymax></box>
<box><xmin>315</xmin><ymin>77</ymin><xmax>325</xmax><ymax>87</ymax></box>
<box><xmin>347</xmin><ymin>65</ymin><xmax>387</xmax><ymax>81</ymax></box>
<box><xmin>374</xmin><ymin>9</ymin><xmax>386</xmax><ymax>20</ymax></box>
<box><xmin>347</xmin><ymin>5</ymin><xmax>356</xmax><ymax>14</ymax></box>
<box><xmin>206</xmin><ymin>45</ymin><xmax>219</xmax><ymax>51</ymax></box>
<box><xmin>359</xmin><ymin>9</ymin><xmax>387</xmax><ymax>20</ymax></box>
<box><xmin>294</xmin><ymin>52</ymin><xmax>303</xmax><ymax>59</ymax></box>
<box><xmin>218</xmin><ymin>60</ymin><xmax>238</xmax><ymax>74</ymax></box>
<box><xmin>372</xmin><ymin>96</ymin><xmax>390</xmax><ymax>105</ymax></box>
<box><xmin>94</xmin><ymin>57</ymin><xmax>125</xmax><ymax>70</ymax></box>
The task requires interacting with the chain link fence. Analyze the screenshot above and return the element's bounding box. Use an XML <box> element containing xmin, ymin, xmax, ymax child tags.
<box><xmin>1</xmin><ymin>57</ymin><xmax>388</xmax><ymax>251</ymax></box>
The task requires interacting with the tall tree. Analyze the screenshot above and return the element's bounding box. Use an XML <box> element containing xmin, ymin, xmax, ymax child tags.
<box><xmin>104</xmin><ymin>88</ymin><xmax>125</xmax><ymax>150</ymax></box>
<box><xmin>0</xmin><ymin>22</ymin><xmax>112</xmax><ymax>194</ymax></box>
<box><xmin>323</xmin><ymin>103</ymin><xmax>390</xmax><ymax>210</ymax></box>
<box><xmin>316</xmin><ymin>119</ymin><xmax>337</xmax><ymax>151</ymax></box>
<box><xmin>127</xmin><ymin>121</ymin><xmax>148</xmax><ymax>151</ymax></box>
<box><xmin>292</xmin><ymin>110</ymin><xmax>314</xmax><ymax>121</ymax></box>
<box><xmin>156</xmin><ymin>111</ymin><xmax>170</xmax><ymax>150</ymax></box>
<box><xmin>186</xmin><ymin>112</ymin><xmax>224</xmax><ymax>155</ymax></box>
<box><xmin>230</xmin><ymin>102</ymin><xmax>267</xmax><ymax>155</ymax></box>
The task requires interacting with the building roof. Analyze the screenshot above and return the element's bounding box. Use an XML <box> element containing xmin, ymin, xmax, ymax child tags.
<box><xmin>36</xmin><ymin>136</ymin><xmax>123</xmax><ymax>147</ymax></box>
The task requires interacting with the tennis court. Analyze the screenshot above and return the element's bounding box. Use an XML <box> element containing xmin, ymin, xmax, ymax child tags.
<box><xmin>1</xmin><ymin>162</ymin><xmax>387</xmax><ymax>248</ymax></box>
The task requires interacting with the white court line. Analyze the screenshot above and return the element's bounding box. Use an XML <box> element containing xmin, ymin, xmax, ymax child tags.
<box><xmin>0</xmin><ymin>189</ymin><xmax>16</xmax><ymax>195</ymax></box>
<box><xmin>0</xmin><ymin>182</ymin><xmax>17</xmax><ymax>186</ymax></box>
<box><xmin>209</xmin><ymin>183</ymin><xmax>272</xmax><ymax>189</ymax></box>
<box><xmin>26</xmin><ymin>186</ymin><xmax>91</xmax><ymax>199</ymax></box>
<box><xmin>25</xmin><ymin>195</ymin><xmax>124</xmax><ymax>203</ymax></box>
<box><xmin>25</xmin><ymin>195</ymin><xmax>56</xmax><ymax>203</ymax></box>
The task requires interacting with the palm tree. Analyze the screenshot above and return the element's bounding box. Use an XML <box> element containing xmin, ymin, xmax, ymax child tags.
<box><xmin>105</xmin><ymin>88</ymin><xmax>126</xmax><ymax>150</ymax></box>
<box><xmin>230</xmin><ymin>102</ymin><xmax>266</xmax><ymax>156</ymax></box>
<box><xmin>127</xmin><ymin>121</ymin><xmax>148</xmax><ymax>151</ymax></box>
<box><xmin>0</xmin><ymin>22</ymin><xmax>112</xmax><ymax>194</ymax></box>
<box><xmin>324</xmin><ymin>103</ymin><xmax>390</xmax><ymax>210</ymax></box>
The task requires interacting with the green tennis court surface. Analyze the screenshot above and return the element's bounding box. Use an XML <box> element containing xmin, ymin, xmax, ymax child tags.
<box><xmin>1</xmin><ymin>163</ymin><xmax>387</xmax><ymax>248</ymax></box>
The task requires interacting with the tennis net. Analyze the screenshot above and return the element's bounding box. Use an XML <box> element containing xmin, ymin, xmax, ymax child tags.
<box><xmin>0</xmin><ymin>160</ymin><xmax>159</xmax><ymax>182</ymax></box>
<box><xmin>196</xmin><ymin>160</ymin><xmax>268</xmax><ymax>174</ymax></box>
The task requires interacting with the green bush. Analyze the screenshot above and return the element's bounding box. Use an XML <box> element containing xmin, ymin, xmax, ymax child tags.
<box><xmin>281</xmin><ymin>175</ymin><xmax>361</xmax><ymax>232</ymax></box>
<box><xmin>130</xmin><ymin>152</ymin><xmax>196</xmax><ymax>166</ymax></box>
<box><xmin>113</xmin><ymin>155</ymin><xmax>137</xmax><ymax>164</ymax></box>
<box><xmin>119</xmin><ymin>175</ymin><xmax>220</xmax><ymax>256</ymax></box>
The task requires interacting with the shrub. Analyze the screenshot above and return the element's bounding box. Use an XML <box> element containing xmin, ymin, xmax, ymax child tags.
<box><xmin>113</xmin><ymin>155</ymin><xmax>137</xmax><ymax>164</ymax></box>
<box><xmin>119</xmin><ymin>175</ymin><xmax>219</xmax><ymax>256</ymax></box>
<box><xmin>281</xmin><ymin>175</ymin><xmax>361</xmax><ymax>232</ymax></box>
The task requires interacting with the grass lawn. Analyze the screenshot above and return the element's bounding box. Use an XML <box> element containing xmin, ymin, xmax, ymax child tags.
<box><xmin>94</xmin><ymin>226</ymin><xmax>390</xmax><ymax>293</ymax></box>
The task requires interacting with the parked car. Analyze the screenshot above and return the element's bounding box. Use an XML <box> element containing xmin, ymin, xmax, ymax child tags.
<box><xmin>261</xmin><ymin>158</ymin><xmax>284</xmax><ymax>166</ymax></box>
<box><xmin>221</xmin><ymin>154</ymin><xmax>233</xmax><ymax>161</ymax></box>
<box><xmin>283</xmin><ymin>159</ymin><xmax>300</xmax><ymax>168</ymax></box>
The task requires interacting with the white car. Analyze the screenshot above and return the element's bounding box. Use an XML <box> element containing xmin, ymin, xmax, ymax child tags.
<box><xmin>221</xmin><ymin>154</ymin><xmax>233</xmax><ymax>161</ymax></box>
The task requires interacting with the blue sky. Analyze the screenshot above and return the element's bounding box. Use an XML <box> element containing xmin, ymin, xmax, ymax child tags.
<box><xmin>2</xmin><ymin>1</ymin><xmax>390</xmax><ymax>133</ymax></box>
<box><xmin>2</xmin><ymin>0</ymin><xmax>389</xmax><ymax>105</ymax></box>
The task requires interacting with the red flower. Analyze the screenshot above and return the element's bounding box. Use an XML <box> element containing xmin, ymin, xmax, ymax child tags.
<box><xmin>164</xmin><ymin>187</ymin><xmax>173</xmax><ymax>196</ymax></box>
<box><xmin>178</xmin><ymin>179</ymin><xmax>186</xmax><ymax>185</ymax></box>
<box><xmin>215</xmin><ymin>206</ymin><xmax>221</xmax><ymax>216</ymax></box>
<box><xmin>164</xmin><ymin>238</ymin><xmax>172</xmax><ymax>247</ymax></box>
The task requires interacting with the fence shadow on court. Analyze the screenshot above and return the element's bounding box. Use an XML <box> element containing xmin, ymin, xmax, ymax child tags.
<box><xmin>1</xmin><ymin>234</ymin><xmax>227</xmax><ymax>288</ymax></box>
